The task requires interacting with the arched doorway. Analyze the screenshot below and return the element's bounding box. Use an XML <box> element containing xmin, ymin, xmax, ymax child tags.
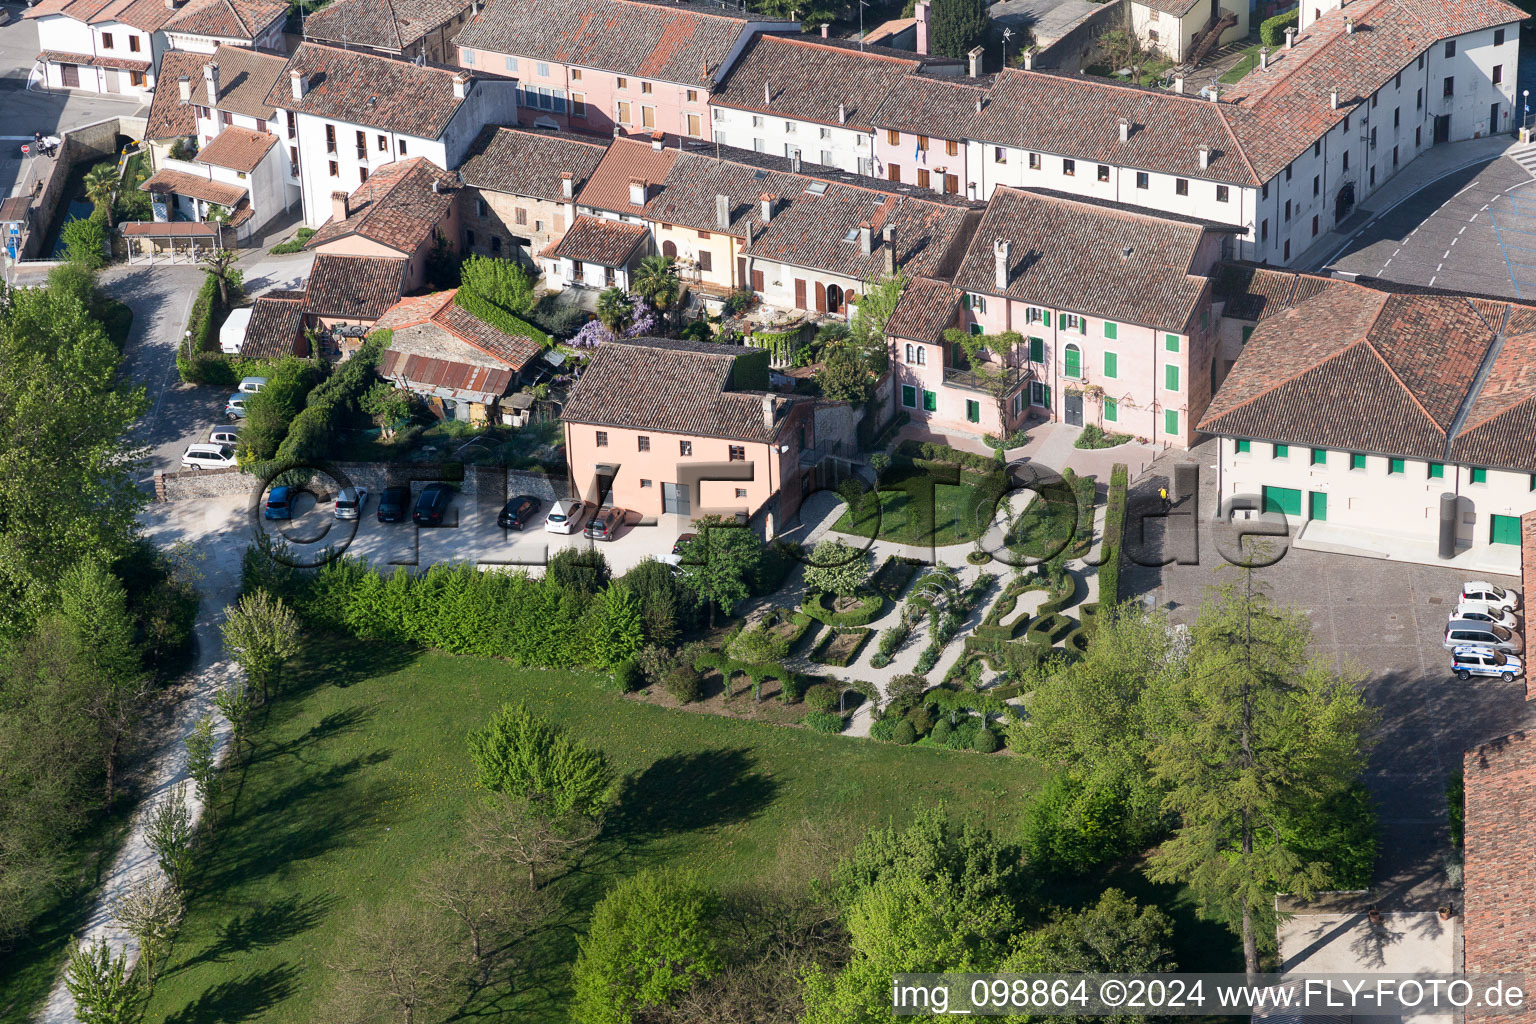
<box><xmin>825</xmin><ymin>283</ymin><xmax>844</xmax><ymax>314</ymax></box>
<box><xmin>1334</xmin><ymin>181</ymin><xmax>1356</xmax><ymax>225</ymax></box>
<box><xmin>661</xmin><ymin>240</ymin><xmax>677</xmax><ymax>258</ymax></box>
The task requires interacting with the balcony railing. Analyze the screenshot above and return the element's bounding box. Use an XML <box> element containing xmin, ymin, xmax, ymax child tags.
<box><xmin>942</xmin><ymin>363</ymin><xmax>1029</xmax><ymax>392</ymax></box>
<box><xmin>799</xmin><ymin>440</ymin><xmax>862</xmax><ymax>468</ymax></box>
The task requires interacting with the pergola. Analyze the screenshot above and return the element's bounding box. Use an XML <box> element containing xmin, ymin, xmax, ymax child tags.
<box><xmin>121</xmin><ymin>221</ymin><xmax>226</xmax><ymax>263</ymax></box>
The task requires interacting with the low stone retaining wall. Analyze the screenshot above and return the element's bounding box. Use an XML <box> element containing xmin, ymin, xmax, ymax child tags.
<box><xmin>154</xmin><ymin>462</ymin><xmax>569</xmax><ymax>505</ymax></box>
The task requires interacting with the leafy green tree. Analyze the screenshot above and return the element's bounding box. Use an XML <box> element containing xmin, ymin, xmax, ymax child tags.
<box><xmin>548</xmin><ymin>547</ymin><xmax>612</xmax><ymax>596</ymax></box>
<box><xmin>196</xmin><ymin>247</ymin><xmax>241</xmax><ymax>306</ymax></box>
<box><xmin>749</xmin><ymin>0</ymin><xmax>834</xmax><ymax>28</ymax></box>
<box><xmin>83</xmin><ymin>164</ymin><xmax>119</xmax><ymax>227</ymax></box>
<box><xmin>928</xmin><ymin>0</ymin><xmax>990</xmax><ymax>59</ymax></box>
<box><xmin>813</xmin><ymin>344</ymin><xmax>877</xmax><ymax>404</ymax></box>
<box><xmin>215</xmin><ymin>680</ymin><xmax>253</xmax><ymax>763</ymax></box>
<box><xmin>145</xmin><ymin>781</ymin><xmax>194</xmax><ymax>890</ymax></box>
<box><xmin>361</xmin><ymin>381</ymin><xmax>412</xmax><ymax>437</ymax></box>
<box><xmin>572</xmin><ymin>869</ymin><xmax>723</xmax><ymax>1024</ymax></box>
<box><xmin>1145</xmin><ymin>573</ymin><xmax>1377</xmax><ymax>977</ymax></box>
<box><xmin>676</xmin><ymin>515</ymin><xmax>765</xmax><ymax>625</ymax></box>
<box><xmin>185</xmin><ymin>714</ymin><xmax>218</xmax><ymax>831</ymax></box>
<box><xmin>238</xmin><ymin>356</ymin><xmax>321</xmax><ymax>462</ymax></box>
<box><xmin>467</xmin><ymin>702</ymin><xmax>614</xmax><ymax>817</ymax></box>
<box><xmin>108</xmin><ymin>874</ymin><xmax>183</xmax><ymax>985</ymax></box>
<box><xmin>65</xmin><ymin>938</ymin><xmax>141</xmax><ymax>1024</ymax></box>
<box><xmin>460</xmin><ymin>255</ymin><xmax>537</xmax><ymax>315</ymax></box>
<box><xmin>803</xmin><ymin>538</ymin><xmax>870</xmax><ymax>596</ymax></box>
<box><xmin>632</xmin><ymin>254</ymin><xmax>681</xmax><ymax>312</ymax></box>
<box><xmin>848</xmin><ymin>272</ymin><xmax>904</xmax><ymax>369</ymax></box>
<box><xmin>63</xmin><ymin>215</ymin><xmax>109</xmax><ymax>270</ymax></box>
<box><xmin>586</xmin><ymin>583</ymin><xmax>645</xmax><ymax>668</ymax></box>
<box><xmin>596</xmin><ymin>287</ymin><xmax>634</xmax><ymax>331</ymax></box>
<box><xmin>220</xmin><ymin>589</ymin><xmax>301</xmax><ymax>704</ymax></box>
<box><xmin>943</xmin><ymin>327</ymin><xmax>1026</xmax><ymax>435</ymax></box>
<box><xmin>424</xmin><ymin>228</ymin><xmax>461</xmax><ymax>290</ymax></box>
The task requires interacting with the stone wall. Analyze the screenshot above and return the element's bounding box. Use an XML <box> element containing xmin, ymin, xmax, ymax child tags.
<box><xmin>21</xmin><ymin>116</ymin><xmax>141</xmax><ymax>260</ymax></box>
<box><xmin>155</xmin><ymin>462</ymin><xmax>570</xmax><ymax>505</ymax></box>
<box><xmin>1036</xmin><ymin>0</ymin><xmax>1130</xmax><ymax>74</ymax></box>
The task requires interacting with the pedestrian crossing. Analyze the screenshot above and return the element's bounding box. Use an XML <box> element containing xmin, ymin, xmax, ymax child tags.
<box><xmin>1508</xmin><ymin>143</ymin><xmax>1536</xmax><ymax>179</ymax></box>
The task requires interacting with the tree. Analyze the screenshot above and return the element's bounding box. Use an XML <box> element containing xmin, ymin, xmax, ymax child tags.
<box><xmin>459</xmin><ymin>254</ymin><xmax>536</xmax><ymax>315</ymax></box>
<box><xmin>221</xmin><ymin>589</ymin><xmax>301</xmax><ymax>704</ymax></box>
<box><xmin>467</xmin><ymin>790</ymin><xmax>601</xmax><ymax>889</ymax></box>
<box><xmin>813</xmin><ymin>344</ymin><xmax>876</xmax><ymax>404</ymax></box>
<box><xmin>675</xmin><ymin>515</ymin><xmax>766</xmax><ymax>626</ymax></box>
<box><xmin>467</xmin><ymin>702</ymin><xmax>614</xmax><ymax>818</ymax></box>
<box><xmin>1096</xmin><ymin>27</ymin><xmax>1149</xmax><ymax>80</ymax></box>
<box><xmin>928</xmin><ymin>0</ymin><xmax>989</xmax><ymax>59</ymax></box>
<box><xmin>848</xmin><ymin>272</ymin><xmax>905</xmax><ymax>366</ymax></box>
<box><xmin>1145</xmin><ymin>574</ymin><xmax>1377</xmax><ymax>978</ymax></box>
<box><xmin>802</xmin><ymin>538</ymin><xmax>870</xmax><ymax>596</ymax></box>
<box><xmin>185</xmin><ymin>714</ymin><xmax>218</xmax><ymax>831</ymax></box>
<box><xmin>361</xmin><ymin>381</ymin><xmax>412</xmax><ymax>437</ymax></box>
<box><xmin>238</xmin><ymin>356</ymin><xmax>321</xmax><ymax>462</ymax></box>
<box><xmin>596</xmin><ymin>287</ymin><xmax>634</xmax><ymax>331</ymax></box>
<box><xmin>423</xmin><ymin>228</ymin><xmax>460</xmax><ymax>290</ymax></box>
<box><xmin>325</xmin><ymin>899</ymin><xmax>466</xmax><ymax>1024</ymax></box>
<box><xmin>108</xmin><ymin>874</ymin><xmax>184</xmax><ymax>985</ymax></box>
<box><xmin>943</xmin><ymin>327</ymin><xmax>1025</xmax><ymax>436</ymax></box>
<box><xmin>572</xmin><ymin>869</ymin><xmax>724</xmax><ymax>1024</ymax></box>
<box><xmin>547</xmin><ymin>546</ymin><xmax>612</xmax><ymax>596</ymax></box>
<box><xmin>215</xmin><ymin>680</ymin><xmax>253</xmax><ymax>762</ymax></box>
<box><xmin>633</xmin><ymin>255</ymin><xmax>682</xmax><ymax>312</ymax></box>
<box><xmin>63</xmin><ymin>215</ymin><xmax>109</xmax><ymax>270</ymax></box>
<box><xmin>83</xmin><ymin>164</ymin><xmax>119</xmax><ymax>227</ymax></box>
<box><xmin>65</xmin><ymin>938</ymin><xmax>141</xmax><ymax>1024</ymax></box>
<box><xmin>196</xmin><ymin>247</ymin><xmax>241</xmax><ymax>306</ymax></box>
<box><xmin>146</xmin><ymin>781</ymin><xmax>194</xmax><ymax>890</ymax></box>
<box><xmin>586</xmin><ymin>583</ymin><xmax>645</xmax><ymax>669</ymax></box>
<box><xmin>415</xmin><ymin>849</ymin><xmax>554</xmax><ymax>980</ymax></box>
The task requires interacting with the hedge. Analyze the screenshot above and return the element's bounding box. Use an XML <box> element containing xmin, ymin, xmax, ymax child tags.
<box><xmin>1098</xmin><ymin>463</ymin><xmax>1129</xmax><ymax>611</ymax></box>
<box><xmin>870</xmin><ymin>555</ymin><xmax>922</xmax><ymax>600</ymax></box>
<box><xmin>1259</xmin><ymin>8</ymin><xmax>1299</xmax><ymax>46</ymax></box>
<box><xmin>802</xmin><ymin>589</ymin><xmax>885</xmax><ymax>627</ymax></box>
<box><xmin>809</xmin><ymin>627</ymin><xmax>872</xmax><ymax>667</ymax></box>
<box><xmin>731</xmin><ymin>607</ymin><xmax>816</xmax><ymax>660</ymax></box>
<box><xmin>691</xmin><ymin>650</ymin><xmax>805</xmax><ymax>703</ymax></box>
<box><xmin>895</xmin><ymin>439</ymin><xmax>999</xmax><ymax>474</ymax></box>
<box><xmin>269</xmin><ymin>333</ymin><xmax>389</xmax><ymax>465</ymax></box>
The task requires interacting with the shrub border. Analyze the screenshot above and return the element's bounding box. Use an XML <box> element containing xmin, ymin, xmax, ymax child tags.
<box><xmin>808</xmin><ymin>627</ymin><xmax>873</xmax><ymax>667</ymax></box>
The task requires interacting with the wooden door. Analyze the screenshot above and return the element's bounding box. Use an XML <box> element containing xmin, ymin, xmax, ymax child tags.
<box><xmin>814</xmin><ymin>282</ymin><xmax>826</xmax><ymax>312</ymax></box>
<box><xmin>794</xmin><ymin>279</ymin><xmax>806</xmax><ymax>308</ymax></box>
<box><xmin>736</xmin><ymin>256</ymin><xmax>747</xmax><ymax>287</ymax></box>
<box><xmin>750</xmin><ymin>268</ymin><xmax>764</xmax><ymax>292</ymax></box>
<box><xmin>61</xmin><ymin>63</ymin><xmax>79</xmax><ymax>87</ymax></box>
<box><xmin>945</xmin><ymin>174</ymin><xmax>958</xmax><ymax>195</ymax></box>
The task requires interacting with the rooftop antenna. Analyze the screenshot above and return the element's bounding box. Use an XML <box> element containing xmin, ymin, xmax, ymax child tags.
<box><xmin>1002</xmin><ymin>27</ymin><xmax>1012</xmax><ymax>67</ymax></box>
<box><xmin>858</xmin><ymin>0</ymin><xmax>869</xmax><ymax>49</ymax></box>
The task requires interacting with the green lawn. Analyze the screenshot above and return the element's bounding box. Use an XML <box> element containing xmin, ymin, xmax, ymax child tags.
<box><xmin>832</xmin><ymin>464</ymin><xmax>1006</xmax><ymax>546</ymax></box>
<box><xmin>145</xmin><ymin>639</ymin><xmax>1038</xmax><ymax>1023</ymax></box>
<box><xmin>1219</xmin><ymin>43</ymin><xmax>1264</xmax><ymax>84</ymax></box>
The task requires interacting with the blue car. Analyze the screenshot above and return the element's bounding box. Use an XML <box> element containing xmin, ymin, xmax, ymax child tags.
<box><xmin>264</xmin><ymin>485</ymin><xmax>294</xmax><ymax>520</ymax></box>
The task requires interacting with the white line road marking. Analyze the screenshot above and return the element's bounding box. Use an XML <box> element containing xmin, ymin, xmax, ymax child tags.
<box><xmin>1383</xmin><ymin>258</ymin><xmax>1393</xmax><ymax>267</ymax></box>
<box><xmin>1460</xmin><ymin>226</ymin><xmax>1468</xmax><ymax>234</ymax></box>
<box><xmin>1437</xmin><ymin>263</ymin><xmax>1444</xmax><ymax>271</ymax></box>
<box><xmin>1454</xmin><ymin>180</ymin><xmax>1481</xmax><ymax>198</ymax></box>
<box><xmin>1430</xmin><ymin>276</ymin><xmax>1437</xmax><ymax>285</ymax></box>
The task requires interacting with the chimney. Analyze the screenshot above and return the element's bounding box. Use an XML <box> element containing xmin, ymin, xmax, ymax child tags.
<box><xmin>1210</xmin><ymin>83</ymin><xmax>1220</xmax><ymax>103</ymax></box>
<box><xmin>760</xmin><ymin>192</ymin><xmax>775</xmax><ymax>222</ymax></box>
<box><xmin>1198</xmin><ymin>144</ymin><xmax>1211</xmax><ymax>169</ymax></box>
<box><xmin>760</xmin><ymin>393</ymin><xmax>777</xmax><ymax>428</ymax></box>
<box><xmin>1330</xmin><ymin>86</ymin><xmax>1340</xmax><ymax>109</ymax></box>
<box><xmin>560</xmin><ymin>171</ymin><xmax>573</xmax><ymax>200</ymax></box>
<box><xmin>177</xmin><ymin>75</ymin><xmax>191</xmax><ymax>103</ymax></box>
<box><xmin>470</xmin><ymin>0</ymin><xmax>480</xmax><ymax>13</ymax></box>
<box><xmin>820</xmin><ymin>23</ymin><xmax>828</xmax><ymax>37</ymax></box>
<box><xmin>431</xmin><ymin>179</ymin><xmax>441</xmax><ymax>194</ymax></box>
<box><xmin>716</xmin><ymin>193</ymin><xmax>730</xmax><ymax>229</ymax></box>
<box><xmin>791</xmin><ymin>150</ymin><xmax>801</xmax><ymax>173</ymax></box>
<box><xmin>1118</xmin><ymin>118</ymin><xmax>1130</xmax><ymax>142</ymax></box>
<box><xmin>1345</xmin><ymin>15</ymin><xmax>1354</xmax><ymax>33</ymax></box>
<box><xmin>452</xmin><ymin>70</ymin><xmax>471</xmax><ymax>100</ymax></box>
<box><xmin>1172</xmin><ymin>75</ymin><xmax>1184</xmax><ymax>93</ymax></box>
<box><xmin>628</xmin><ymin>177</ymin><xmax>647</xmax><ymax>206</ymax></box>
<box><xmin>837</xmin><ymin>101</ymin><xmax>846</xmax><ymax>124</ymax></box>
<box><xmin>331</xmin><ymin>190</ymin><xmax>350</xmax><ymax>222</ymax></box>
<box><xmin>881</xmin><ymin>224</ymin><xmax>896</xmax><ymax>276</ymax></box>
<box><xmin>859</xmin><ymin>220</ymin><xmax>872</xmax><ymax>255</ymax></box>
<box><xmin>993</xmin><ymin>237</ymin><xmax>1010</xmax><ymax>290</ymax></box>
<box><xmin>1259</xmin><ymin>46</ymin><xmax>1268</xmax><ymax>70</ymax></box>
<box><xmin>651</xmin><ymin>130</ymin><xmax>664</xmax><ymax>151</ymax></box>
<box><xmin>289</xmin><ymin>68</ymin><xmax>307</xmax><ymax>100</ymax></box>
<box><xmin>203</xmin><ymin>61</ymin><xmax>219</xmax><ymax>109</ymax></box>
<box><xmin>1285</xmin><ymin>26</ymin><xmax>1296</xmax><ymax>48</ymax></box>
<box><xmin>915</xmin><ymin>0</ymin><xmax>930</xmax><ymax>55</ymax></box>
<box><xmin>967</xmin><ymin>45</ymin><xmax>984</xmax><ymax>78</ymax></box>
<box><xmin>1022</xmin><ymin>49</ymin><xmax>1035</xmax><ymax>70</ymax></box>
<box><xmin>764</xmin><ymin>80</ymin><xmax>771</xmax><ymax>106</ymax></box>
<box><xmin>974</xmin><ymin>97</ymin><xmax>984</xmax><ymax>113</ymax></box>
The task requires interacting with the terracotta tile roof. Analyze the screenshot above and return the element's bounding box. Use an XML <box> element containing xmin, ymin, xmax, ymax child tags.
<box><xmin>240</xmin><ymin>296</ymin><xmax>309</xmax><ymax>359</ymax></box>
<box><xmin>458</xmin><ymin>126</ymin><xmax>609</xmax><ymax>203</ymax></box>
<box><xmin>306</xmin><ymin>157</ymin><xmax>458</xmax><ymax>254</ymax></box>
<box><xmin>304</xmin><ymin>253</ymin><xmax>407</xmax><ymax>319</ymax></box>
<box><xmin>141</xmin><ymin>168</ymin><xmax>248</xmax><ymax>207</ymax></box>
<box><xmin>952</xmin><ymin>186</ymin><xmax>1208</xmax><ymax>329</ymax></box>
<box><xmin>1463</xmin><ymin>729</ymin><xmax>1536</xmax><ymax>1024</ymax></box>
<box><xmin>543</xmin><ymin>215</ymin><xmax>647</xmax><ymax>266</ymax></box>
<box><xmin>886</xmin><ymin>276</ymin><xmax>960</xmax><ymax>342</ymax></box>
<box><xmin>575</xmin><ymin>136</ymin><xmax>679</xmax><ymax>216</ymax></box>
<box><xmin>643</xmin><ymin>149</ymin><xmax>805</xmax><ymax>237</ymax></box>
<box><xmin>266</xmin><ymin>42</ymin><xmax>474</xmax><ymax>139</ymax></box>
<box><xmin>1450</xmin><ymin>327</ymin><xmax>1536</xmax><ymax>470</ymax></box>
<box><xmin>120</xmin><ymin>221</ymin><xmax>223</xmax><ymax>236</ymax></box>
<box><xmin>163</xmin><ymin>0</ymin><xmax>286</xmax><ymax>39</ymax></box>
<box><xmin>37</xmin><ymin>49</ymin><xmax>151</xmax><ymax>71</ymax></box>
<box><xmin>452</xmin><ymin>0</ymin><xmax>766</xmax><ymax>86</ymax></box>
<box><xmin>143</xmin><ymin>50</ymin><xmax>207</xmax><ymax>139</ymax></box>
<box><xmin>970</xmin><ymin>69</ymin><xmax>1260</xmax><ymax>186</ymax></box>
<box><xmin>28</xmin><ymin>0</ymin><xmax>176</xmax><ymax>31</ymax></box>
<box><xmin>870</xmin><ymin>72</ymin><xmax>988</xmax><ymax>140</ymax></box>
<box><xmin>711</xmin><ymin>33</ymin><xmax>921</xmax><ymax>130</ymax></box>
<box><xmin>563</xmin><ymin>336</ymin><xmax>793</xmax><ymax>441</ymax></box>
<box><xmin>376</xmin><ymin>288</ymin><xmax>542</xmax><ymax>374</ymax></box>
<box><xmin>304</xmin><ymin>0</ymin><xmax>470</xmax><ymax>52</ymax></box>
<box><xmin>196</xmin><ymin>127</ymin><xmax>278</xmax><ymax>173</ymax></box>
<box><xmin>202</xmin><ymin>45</ymin><xmax>289</xmax><ymax>119</ymax></box>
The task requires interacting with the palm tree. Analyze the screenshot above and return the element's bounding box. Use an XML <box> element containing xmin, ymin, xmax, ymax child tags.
<box><xmin>83</xmin><ymin>164</ymin><xmax>119</xmax><ymax>228</ymax></box>
<box><xmin>633</xmin><ymin>254</ymin><xmax>681</xmax><ymax>312</ymax></box>
<box><xmin>595</xmin><ymin>287</ymin><xmax>633</xmax><ymax>332</ymax></box>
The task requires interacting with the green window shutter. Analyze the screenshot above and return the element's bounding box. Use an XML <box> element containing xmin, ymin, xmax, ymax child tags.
<box><xmin>1429</xmin><ymin>463</ymin><xmax>1444</xmax><ymax>479</ymax></box>
<box><xmin>1236</xmin><ymin>438</ymin><xmax>1250</xmax><ymax>453</ymax></box>
<box><xmin>1079</xmin><ymin>318</ymin><xmax>1087</xmax><ymax>335</ymax></box>
<box><xmin>1104</xmin><ymin>398</ymin><xmax>1117</xmax><ymax>422</ymax></box>
<box><xmin>1471</xmin><ymin>467</ymin><xmax>1487</xmax><ymax>483</ymax></box>
<box><xmin>970</xmin><ymin>323</ymin><xmax>984</xmax><ymax>335</ymax></box>
<box><xmin>1164</xmin><ymin>409</ymin><xmax>1178</xmax><ymax>437</ymax></box>
<box><xmin>1029</xmin><ymin>336</ymin><xmax>1043</xmax><ymax>363</ymax></box>
<box><xmin>1104</xmin><ymin>321</ymin><xmax>1118</xmax><ymax>340</ymax></box>
<box><xmin>1273</xmin><ymin>443</ymin><xmax>1289</xmax><ymax>458</ymax></box>
<box><xmin>1043</xmin><ymin>311</ymin><xmax>1051</xmax><ymax>327</ymax></box>
<box><xmin>1042</xmin><ymin>387</ymin><xmax>1051</xmax><ymax>410</ymax></box>
<box><xmin>966</xmin><ymin>399</ymin><xmax>980</xmax><ymax>423</ymax></box>
<box><xmin>1262</xmin><ymin>485</ymin><xmax>1302</xmax><ymax>516</ymax></box>
<box><xmin>1201</xmin><ymin>309</ymin><xmax>1210</xmax><ymax>330</ymax></box>
<box><xmin>1388</xmin><ymin>457</ymin><xmax>1406</xmax><ymax>475</ymax></box>
<box><xmin>1165</xmin><ymin>333</ymin><xmax>1180</xmax><ymax>352</ymax></box>
<box><xmin>1241</xmin><ymin>325</ymin><xmax>1254</xmax><ymax>343</ymax></box>
<box><xmin>961</xmin><ymin>292</ymin><xmax>971</xmax><ymax>309</ymax></box>
<box><xmin>1491</xmin><ymin>513</ymin><xmax>1521</xmax><ymax>545</ymax></box>
<box><xmin>901</xmin><ymin>384</ymin><xmax>916</xmax><ymax>408</ymax></box>
<box><xmin>922</xmin><ymin>390</ymin><xmax>937</xmax><ymax>412</ymax></box>
<box><xmin>1350</xmin><ymin>452</ymin><xmax>1366</xmax><ymax>470</ymax></box>
<box><xmin>1311</xmin><ymin>448</ymin><xmax>1327</xmax><ymax>466</ymax></box>
<box><xmin>1165</xmin><ymin>365</ymin><xmax>1179</xmax><ymax>391</ymax></box>
<box><xmin>1064</xmin><ymin>346</ymin><xmax>1081</xmax><ymax>378</ymax></box>
<box><xmin>1104</xmin><ymin>352</ymin><xmax>1118</xmax><ymax>378</ymax></box>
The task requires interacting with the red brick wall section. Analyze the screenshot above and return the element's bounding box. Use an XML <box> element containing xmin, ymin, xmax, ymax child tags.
<box><xmin>1463</xmin><ymin>730</ymin><xmax>1536</xmax><ymax>1023</ymax></box>
<box><xmin>1524</xmin><ymin>511</ymin><xmax>1536</xmax><ymax>701</ymax></box>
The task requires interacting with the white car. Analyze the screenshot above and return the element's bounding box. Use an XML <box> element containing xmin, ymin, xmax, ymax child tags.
<box><xmin>1451</xmin><ymin>646</ymin><xmax>1523</xmax><ymax>681</ymax></box>
<box><xmin>237</xmin><ymin>376</ymin><xmax>268</xmax><ymax>394</ymax></box>
<box><xmin>208</xmin><ymin>427</ymin><xmax>240</xmax><ymax>446</ymax></box>
<box><xmin>543</xmin><ymin>499</ymin><xmax>589</xmax><ymax>535</ymax></box>
<box><xmin>181</xmin><ymin>443</ymin><xmax>236</xmax><ymax>469</ymax></box>
<box><xmin>1449</xmin><ymin>601</ymin><xmax>1519</xmax><ymax>630</ymax></box>
<box><xmin>334</xmin><ymin>486</ymin><xmax>368</xmax><ymax>520</ymax></box>
<box><xmin>1462</xmin><ymin>581</ymin><xmax>1520</xmax><ymax>612</ymax></box>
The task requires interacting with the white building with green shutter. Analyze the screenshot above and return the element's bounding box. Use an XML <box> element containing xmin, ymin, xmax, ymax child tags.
<box><xmin>1201</xmin><ymin>272</ymin><xmax>1536</xmax><ymax>572</ymax></box>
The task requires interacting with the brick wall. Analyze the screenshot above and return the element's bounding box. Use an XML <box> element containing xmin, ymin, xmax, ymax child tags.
<box><xmin>1523</xmin><ymin>510</ymin><xmax>1535</xmax><ymax>701</ymax></box>
<box><xmin>1462</xmin><ymin>729</ymin><xmax>1536</xmax><ymax>1023</ymax></box>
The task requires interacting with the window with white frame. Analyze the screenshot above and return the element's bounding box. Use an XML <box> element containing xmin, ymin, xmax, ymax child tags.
<box><xmin>915</xmin><ymin>346</ymin><xmax>926</xmax><ymax>365</ymax></box>
<box><xmin>1025</xmin><ymin>307</ymin><xmax>1043</xmax><ymax>324</ymax></box>
<box><xmin>904</xmin><ymin>343</ymin><xmax>915</xmax><ymax>362</ymax></box>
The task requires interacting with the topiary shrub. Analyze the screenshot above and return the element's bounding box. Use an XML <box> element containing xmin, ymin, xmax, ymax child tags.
<box><xmin>973</xmin><ymin>726</ymin><xmax>999</xmax><ymax>753</ymax></box>
<box><xmin>803</xmin><ymin>683</ymin><xmax>839</xmax><ymax>713</ymax></box>
<box><xmin>803</xmin><ymin>710</ymin><xmax>845</xmax><ymax>734</ymax></box>
<box><xmin>612</xmin><ymin>658</ymin><xmax>642</xmax><ymax>693</ymax></box>
<box><xmin>930</xmin><ymin>718</ymin><xmax>952</xmax><ymax>744</ymax></box>
<box><xmin>892</xmin><ymin>718</ymin><xmax>917</xmax><ymax>745</ymax></box>
<box><xmin>1259</xmin><ymin>7</ymin><xmax>1299</xmax><ymax>46</ymax></box>
<box><xmin>907</xmin><ymin>705</ymin><xmax>934</xmax><ymax>737</ymax></box>
<box><xmin>801</xmin><ymin>589</ymin><xmax>885</xmax><ymax>627</ymax></box>
<box><xmin>663</xmin><ymin>665</ymin><xmax>703</xmax><ymax>703</ymax></box>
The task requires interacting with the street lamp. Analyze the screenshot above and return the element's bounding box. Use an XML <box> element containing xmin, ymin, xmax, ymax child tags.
<box><xmin>1524</xmin><ymin>90</ymin><xmax>1530</xmax><ymax>131</ymax></box>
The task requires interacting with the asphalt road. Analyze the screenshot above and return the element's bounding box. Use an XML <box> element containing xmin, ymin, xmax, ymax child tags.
<box><xmin>1325</xmin><ymin>155</ymin><xmax>1536</xmax><ymax>297</ymax></box>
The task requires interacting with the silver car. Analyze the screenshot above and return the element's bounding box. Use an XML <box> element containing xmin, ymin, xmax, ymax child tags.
<box><xmin>334</xmin><ymin>486</ymin><xmax>369</xmax><ymax>520</ymax></box>
<box><xmin>1443</xmin><ymin>618</ymin><xmax>1522</xmax><ymax>654</ymax></box>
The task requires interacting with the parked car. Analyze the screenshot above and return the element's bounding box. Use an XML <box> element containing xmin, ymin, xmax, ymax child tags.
<box><xmin>498</xmin><ymin>495</ymin><xmax>541</xmax><ymax>530</ymax></box>
<box><xmin>180</xmin><ymin>443</ymin><xmax>235</xmax><ymax>470</ymax></box>
<box><xmin>1443</xmin><ymin>618</ymin><xmax>1523</xmax><ymax>654</ymax></box>
<box><xmin>1449</xmin><ymin>602</ymin><xmax>1519</xmax><ymax>630</ymax></box>
<box><xmin>413</xmin><ymin>483</ymin><xmax>452</xmax><ymax>526</ymax></box>
<box><xmin>1451</xmin><ymin>645</ymin><xmax>1523</xmax><ymax>681</ymax></box>
<box><xmin>584</xmin><ymin>506</ymin><xmax>626</xmax><ymax>541</ymax></box>
<box><xmin>1462</xmin><ymin>581</ymin><xmax>1520</xmax><ymax>612</ymax></box>
<box><xmin>264</xmin><ymin>485</ymin><xmax>295</xmax><ymax>520</ymax></box>
<box><xmin>224</xmin><ymin>394</ymin><xmax>249</xmax><ymax>420</ymax></box>
<box><xmin>334</xmin><ymin>486</ymin><xmax>368</xmax><ymax>520</ymax></box>
<box><xmin>544</xmin><ymin>499</ymin><xmax>589</xmax><ymax>535</ymax></box>
<box><xmin>238</xmin><ymin>376</ymin><xmax>268</xmax><ymax>394</ymax></box>
<box><xmin>208</xmin><ymin>427</ymin><xmax>240</xmax><ymax>446</ymax></box>
<box><xmin>377</xmin><ymin>486</ymin><xmax>411</xmax><ymax>523</ymax></box>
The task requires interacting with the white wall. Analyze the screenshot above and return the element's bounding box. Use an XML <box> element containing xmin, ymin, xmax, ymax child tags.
<box><xmin>709</xmin><ymin>106</ymin><xmax>874</xmax><ymax>174</ymax></box>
